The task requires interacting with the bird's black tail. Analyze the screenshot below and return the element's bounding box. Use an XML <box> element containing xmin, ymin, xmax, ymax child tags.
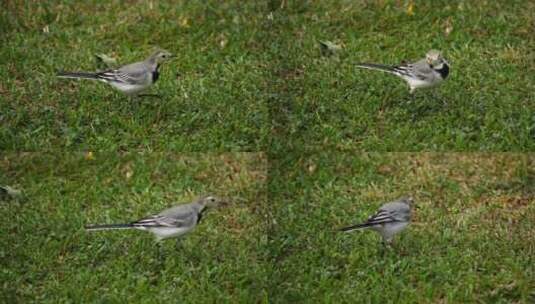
<box><xmin>355</xmin><ymin>63</ymin><xmax>399</xmax><ymax>75</ymax></box>
<box><xmin>57</xmin><ymin>71</ymin><xmax>99</xmax><ymax>80</ymax></box>
<box><xmin>85</xmin><ymin>223</ymin><xmax>134</xmax><ymax>231</ymax></box>
<box><xmin>339</xmin><ymin>222</ymin><xmax>374</xmax><ymax>232</ymax></box>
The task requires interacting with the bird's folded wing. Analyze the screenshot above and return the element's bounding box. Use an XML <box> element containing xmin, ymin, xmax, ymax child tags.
<box><xmin>97</xmin><ymin>70</ymin><xmax>143</xmax><ymax>85</ymax></box>
<box><xmin>365</xmin><ymin>209</ymin><xmax>397</xmax><ymax>225</ymax></box>
<box><xmin>404</xmin><ymin>61</ymin><xmax>434</xmax><ymax>80</ymax></box>
<box><xmin>132</xmin><ymin>215</ymin><xmax>189</xmax><ymax>228</ymax></box>
<box><xmin>393</xmin><ymin>64</ymin><xmax>430</xmax><ymax>80</ymax></box>
<box><xmin>117</xmin><ymin>62</ymin><xmax>150</xmax><ymax>83</ymax></box>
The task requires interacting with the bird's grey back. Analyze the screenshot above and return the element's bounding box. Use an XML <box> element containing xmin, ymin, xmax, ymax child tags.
<box><xmin>380</xmin><ymin>200</ymin><xmax>411</xmax><ymax>221</ymax></box>
<box><xmin>158</xmin><ymin>202</ymin><xmax>200</xmax><ymax>218</ymax></box>
<box><xmin>408</xmin><ymin>58</ymin><xmax>435</xmax><ymax>76</ymax></box>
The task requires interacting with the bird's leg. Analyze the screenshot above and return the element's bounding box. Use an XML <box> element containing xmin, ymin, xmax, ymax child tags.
<box><xmin>403</xmin><ymin>87</ymin><xmax>416</xmax><ymax>104</ymax></box>
<box><xmin>156</xmin><ymin>240</ymin><xmax>164</xmax><ymax>260</ymax></box>
<box><xmin>378</xmin><ymin>239</ymin><xmax>390</xmax><ymax>256</ymax></box>
<box><xmin>175</xmin><ymin>239</ymin><xmax>183</xmax><ymax>251</ymax></box>
<box><xmin>432</xmin><ymin>91</ymin><xmax>448</xmax><ymax>106</ymax></box>
<box><xmin>138</xmin><ymin>93</ymin><xmax>162</xmax><ymax>99</ymax></box>
<box><xmin>152</xmin><ymin>241</ymin><xmax>168</xmax><ymax>271</ymax></box>
<box><xmin>383</xmin><ymin>237</ymin><xmax>394</xmax><ymax>250</ymax></box>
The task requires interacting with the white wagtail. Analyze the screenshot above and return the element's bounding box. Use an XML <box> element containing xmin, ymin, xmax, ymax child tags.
<box><xmin>57</xmin><ymin>49</ymin><xmax>173</xmax><ymax>96</ymax></box>
<box><xmin>85</xmin><ymin>195</ymin><xmax>226</xmax><ymax>241</ymax></box>
<box><xmin>340</xmin><ymin>197</ymin><xmax>415</xmax><ymax>245</ymax></box>
<box><xmin>356</xmin><ymin>50</ymin><xmax>449</xmax><ymax>93</ymax></box>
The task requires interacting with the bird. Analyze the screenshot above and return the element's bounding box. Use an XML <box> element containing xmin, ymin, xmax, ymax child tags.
<box><xmin>339</xmin><ymin>197</ymin><xmax>415</xmax><ymax>245</ymax></box>
<box><xmin>85</xmin><ymin>195</ymin><xmax>226</xmax><ymax>241</ymax></box>
<box><xmin>355</xmin><ymin>50</ymin><xmax>449</xmax><ymax>93</ymax></box>
<box><xmin>57</xmin><ymin>49</ymin><xmax>174</xmax><ymax>96</ymax></box>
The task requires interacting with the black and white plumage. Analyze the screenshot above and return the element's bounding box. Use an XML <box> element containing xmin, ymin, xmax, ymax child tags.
<box><xmin>57</xmin><ymin>49</ymin><xmax>173</xmax><ymax>96</ymax></box>
<box><xmin>85</xmin><ymin>195</ymin><xmax>226</xmax><ymax>241</ymax></box>
<box><xmin>340</xmin><ymin>197</ymin><xmax>414</xmax><ymax>245</ymax></box>
<box><xmin>356</xmin><ymin>50</ymin><xmax>449</xmax><ymax>93</ymax></box>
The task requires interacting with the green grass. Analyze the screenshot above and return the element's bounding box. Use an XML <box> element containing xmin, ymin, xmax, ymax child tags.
<box><xmin>0</xmin><ymin>152</ymin><xmax>267</xmax><ymax>302</ymax></box>
<box><xmin>3</xmin><ymin>152</ymin><xmax>533</xmax><ymax>302</ymax></box>
<box><xmin>268</xmin><ymin>152</ymin><xmax>535</xmax><ymax>303</ymax></box>
<box><xmin>2</xmin><ymin>1</ymin><xmax>535</xmax><ymax>303</ymax></box>
<box><xmin>4</xmin><ymin>0</ymin><xmax>533</xmax><ymax>151</ymax></box>
<box><xmin>0</xmin><ymin>1</ymin><xmax>268</xmax><ymax>150</ymax></box>
<box><xmin>270</xmin><ymin>0</ymin><xmax>535</xmax><ymax>151</ymax></box>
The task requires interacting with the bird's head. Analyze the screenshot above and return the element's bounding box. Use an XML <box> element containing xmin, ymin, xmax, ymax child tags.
<box><xmin>198</xmin><ymin>195</ymin><xmax>228</xmax><ymax>208</ymax></box>
<box><xmin>150</xmin><ymin>49</ymin><xmax>174</xmax><ymax>64</ymax></box>
<box><xmin>425</xmin><ymin>49</ymin><xmax>447</xmax><ymax>67</ymax></box>
<box><xmin>401</xmin><ymin>196</ymin><xmax>416</xmax><ymax>207</ymax></box>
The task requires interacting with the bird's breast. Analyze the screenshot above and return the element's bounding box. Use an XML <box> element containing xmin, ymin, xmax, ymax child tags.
<box><xmin>152</xmin><ymin>64</ymin><xmax>160</xmax><ymax>83</ymax></box>
<box><xmin>435</xmin><ymin>64</ymin><xmax>449</xmax><ymax>79</ymax></box>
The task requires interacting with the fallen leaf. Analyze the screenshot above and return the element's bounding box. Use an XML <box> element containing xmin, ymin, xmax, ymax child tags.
<box><xmin>95</xmin><ymin>53</ymin><xmax>118</xmax><ymax>68</ymax></box>
<box><xmin>219</xmin><ymin>34</ymin><xmax>228</xmax><ymax>48</ymax></box>
<box><xmin>407</xmin><ymin>0</ymin><xmax>415</xmax><ymax>15</ymax></box>
<box><xmin>444</xmin><ymin>17</ymin><xmax>453</xmax><ymax>36</ymax></box>
<box><xmin>0</xmin><ymin>186</ymin><xmax>22</xmax><ymax>199</ymax></box>
<box><xmin>318</xmin><ymin>40</ymin><xmax>343</xmax><ymax>57</ymax></box>
<box><xmin>122</xmin><ymin>163</ymin><xmax>134</xmax><ymax>180</ymax></box>
<box><xmin>179</xmin><ymin>16</ymin><xmax>190</xmax><ymax>28</ymax></box>
<box><xmin>377</xmin><ymin>165</ymin><xmax>393</xmax><ymax>175</ymax></box>
<box><xmin>307</xmin><ymin>163</ymin><xmax>317</xmax><ymax>174</ymax></box>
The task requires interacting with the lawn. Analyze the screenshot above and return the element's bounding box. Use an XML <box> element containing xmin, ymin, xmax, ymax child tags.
<box><xmin>1</xmin><ymin>0</ymin><xmax>534</xmax><ymax>151</ymax></box>
<box><xmin>3</xmin><ymin>152</ymin><xmax>533</xmax><ymax>302</ymax></box>
<box><xmin>0</xmin><ymin>1</ymin><xmax>269</xmax><ymax>150</ymax></box>
<box><xmin>0</xmin><ymin>152</ymin><xmax>268</xmax><ymax>302</ymax></box>
<box><xmin>268</xmin><ymin>152</ymin><xmax>534</xmax><ymax>303</ymax></box>
<box><xmin>2</xmin><ymin>0</ymin><xmax>535</xmax><ymax>303</ymax></box>
<box><xmin>270</xmin><ymin>0</ymin><xmax>535</xmax><ymax>151</ymax></box>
